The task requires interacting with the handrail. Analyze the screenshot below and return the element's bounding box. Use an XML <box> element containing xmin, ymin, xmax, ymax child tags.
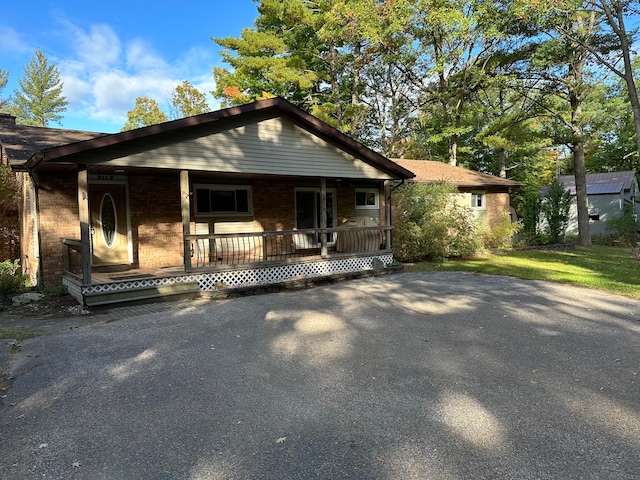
<box><xmin>61</xmin><ymin>238</ymin><xmax>83</xmax><ymax>275</ymax></box>
<box><xmin>185</xmin><ymin>226</ymin><xmax>392</xmax><ymax>270</ymax></box>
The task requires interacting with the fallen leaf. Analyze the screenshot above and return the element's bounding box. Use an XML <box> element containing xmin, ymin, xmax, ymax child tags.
<box><xmin>38</xmin><ymin>443</ymin><xmax>48</xmax><ymax>449</ymax></box>
<box><xmin>276</xmin><ymin>437</ymin><xmax>287</xmax><ymax>444</ymax></box>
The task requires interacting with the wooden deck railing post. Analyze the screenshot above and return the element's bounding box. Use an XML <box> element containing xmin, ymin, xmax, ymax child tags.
<box><xmin>180</xmin><ymin>170</ymin><xmax>192</xmax><ymax>271</ymax></box>
<box><xmin>262</xmin><ymin>233</ymin><xmax>268</xmax><ymax>261</ymax></box>
<box><xmin>320</xmin><ymin>178</ymin><xmax>327</xmax><ymax>256</ymax></box>
<box><xmin>77</xmin><ymin>166</ymin><xmax>92</xmax><ymax>285</ymax></box>
<box><xmin>384</xmin><ymin>180</ymin><xmax>392</xmax><ymax>251</ymax></box>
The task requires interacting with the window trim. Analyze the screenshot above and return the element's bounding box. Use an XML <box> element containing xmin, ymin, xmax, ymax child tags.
<box><xmin>471</xmin><ymin>191</ymin><xmax>486</xmax><ymax>210</ymax></box>
<box><xmin>355</xmin><ymin>188</ymin><xmax>379</xmax><ymax>210</ymax></box>
<box><xmin>193</xmin><ymin>184</ymin><xmax>253</xmax><ymax>217</ymax></box>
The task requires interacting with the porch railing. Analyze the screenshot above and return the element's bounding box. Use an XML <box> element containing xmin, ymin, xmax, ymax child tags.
<box><xmin>61</xmin><ymin>226</ymin><xmax>392</xmax><ymax>279</ymax></box>
<box><xmin>62</xmin><ymin>238</ymin><xmax>83</xmax><ymax>276</ymax></box>
<box><xmin>186</xmin><ymin>226</ymin><xmax>391</xmax><ymax>270</ymax></box>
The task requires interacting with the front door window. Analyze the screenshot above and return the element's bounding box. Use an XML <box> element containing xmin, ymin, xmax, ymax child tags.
<box><xmin>100</xmin><ymin>193</ymin><xmax>117</xmax><ymax>248</ymax></box>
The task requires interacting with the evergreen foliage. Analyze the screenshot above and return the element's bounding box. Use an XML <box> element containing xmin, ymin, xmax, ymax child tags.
<box><xmin>11</xmin><ymin>50</ymin><xmax>68</xmax><ymax>126</ymax></box>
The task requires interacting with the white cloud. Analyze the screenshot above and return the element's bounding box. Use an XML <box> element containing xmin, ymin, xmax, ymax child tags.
<box><xmin>86</xmin><ymin>70</ymin><xmax>176</xmax><ymax>122</ymax></box>
<box><xmin>60</xmin><ymin>74</ymin><xmax>91</xmax><ymax>105</ymax></box>
<box><xmin>0</xmin><ymin>26</ymin><xmax>31</xmax><ymax>54</ymax></box>
<box><xmin>12</xmin><ymin>16</ymin><xmax>220</xmax><ymax>130</ymax></box>
<box><xmin>63</xmin><ymin>21</ymin><xmax>121</xmax><ymax>68</ymax></box>
<box><xmin>125</xmin><ymin>39</ymin><xmax>169</xmax><ymax>73</ymax></box>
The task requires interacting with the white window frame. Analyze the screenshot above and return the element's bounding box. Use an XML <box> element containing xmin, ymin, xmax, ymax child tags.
<box><xmin>471</xmin><ymin>191</ymin><xmax>486</xmax><ymax>210</ymax></box>
<box><xmin>194</xmin><ymin>184</ymin><xmax>252</xmax><ymax>217</ymax></box>
<box><xmin>355</xmin><ymin>188</ymin><xmax>379</xmax><ymax>210</ymax></box>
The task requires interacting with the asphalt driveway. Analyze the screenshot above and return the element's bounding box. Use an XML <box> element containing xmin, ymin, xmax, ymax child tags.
<box><xmin>1</xmin><ymin>272</ymin><xmax>639</xmax><ymax>479</ymax></box>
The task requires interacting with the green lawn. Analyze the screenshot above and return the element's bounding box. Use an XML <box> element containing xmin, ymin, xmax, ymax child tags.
<box><xmin>405</xmin><ymin>246</ymin><xmax>640</xmax><ymax>299</ymax></box>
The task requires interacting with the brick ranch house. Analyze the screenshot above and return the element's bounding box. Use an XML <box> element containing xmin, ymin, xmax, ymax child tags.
<box><xmin>391</xmin><ymin>159</ymin><xmax>523</xmax><ymax>229</ymax></box>
<box><xmin>5</xmin><ymin>98</ymin><xmax>413</xmax><ymax>306</ymax></box>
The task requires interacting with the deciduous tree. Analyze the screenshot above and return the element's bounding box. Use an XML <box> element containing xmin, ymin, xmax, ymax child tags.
<box><xmin>121</xmin><ymin>97</ymin><xmax>168</xmax><ymax>131</ymax></box>
<box><xmin>170</xmin><ymin>80</ymin><xmax>209</xmax><ymax>119</ymax></box>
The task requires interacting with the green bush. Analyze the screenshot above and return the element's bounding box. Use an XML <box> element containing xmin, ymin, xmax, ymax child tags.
<box><xmin>606</xmin><ymin>205</ymin><xmax>639</xmax><ymax>247</ymax></box>
<box><xmin>513</xmin><ymin>186</ymin><xmax>543</xmax><ymax>245</ymax></box>
<box><xmin>393</xmin><ymin>182</ymin><xmax>482</xmax><ymax>261</ymax></box>
<box><xmin>542</xmin><ymin>180</ymin><xmax>571</xmax><ymax>244</ymax></box>
<box><xmin>0</xmin><ymin>259</ymin><xmax>29</xmax><ymax>299</ymax></box>
<box><xmin>480</xmin><ymin>212</ymin><xmax>523</xmax><ymax>249</ymax></box>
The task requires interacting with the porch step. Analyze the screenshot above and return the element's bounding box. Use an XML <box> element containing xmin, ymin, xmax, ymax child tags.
<box><xmin>83</xmin><ymin>282</ymin><xmax>201</xmax><ymax>307</ymax></box>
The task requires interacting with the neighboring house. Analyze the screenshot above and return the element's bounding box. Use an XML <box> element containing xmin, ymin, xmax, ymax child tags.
<box><xmin>556</xmin><ymin>171</ymin><xmax>640</xmax><ymax>237</ymax></box>
<box><xmin>391</xmin><ymin>159</ymin><xmax>523</xmax><ymax>229</ymax></box>
<box><xmin>4</xmin><ymin>98</ymin><xmax>413</xmax><ymax>306</ymax></box>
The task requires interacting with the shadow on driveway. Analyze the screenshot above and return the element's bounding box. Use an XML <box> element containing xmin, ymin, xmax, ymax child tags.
<box><xmin>1</xmin><ymin>272</ymin><xmax>639</xmax><ymax>479</ymax></box>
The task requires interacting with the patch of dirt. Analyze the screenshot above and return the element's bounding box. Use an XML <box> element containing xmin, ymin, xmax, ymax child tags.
<box><xmin>0</xmin><ymin>294</ymin><xmax>89</xmax><ymax>321</ymax></box>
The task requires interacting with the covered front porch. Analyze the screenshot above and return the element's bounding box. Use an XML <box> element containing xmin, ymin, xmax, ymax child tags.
<box><xmin>61</xmin><ymin>225</ymin><xmax>395</xmax><ymax>306</ymax></box>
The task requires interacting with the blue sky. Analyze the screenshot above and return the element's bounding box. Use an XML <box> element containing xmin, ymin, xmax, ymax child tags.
<box><xmin>1</xmin><ymin>1</ymin><xmax>260</xmax><ymax>132</ymax></box>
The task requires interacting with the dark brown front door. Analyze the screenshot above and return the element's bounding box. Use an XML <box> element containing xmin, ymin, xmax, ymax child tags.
<box><xmin>90</xmin><ymin>184</ymin><xmax>130</xmax><ymax>266</ymax></box>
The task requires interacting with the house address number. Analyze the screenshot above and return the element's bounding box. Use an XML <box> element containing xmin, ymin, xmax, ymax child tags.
<box><xmin>88</xmin><ymin>174</ymin><xmax>127</xmax><ymax>183</ymax></box>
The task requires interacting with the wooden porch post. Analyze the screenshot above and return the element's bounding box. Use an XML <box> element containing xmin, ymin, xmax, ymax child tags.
<box><xmin>384</xmin><ymin>180</ymin><xmax>392</xmax><ymax>250</ymax></box>
<box><xmin>320</xmin><ymin>178</ymin><xmax>327</xmax><ymax>256</ymax></box>
<box><xmin>77</xmin><ymin>165</ymin><xmax>92</xmax><ymax>285</ymax></box>
<box><xmin>180</xmin><ymin>170</ymin><xmax>192</xmax><ymax>271</ymax></box>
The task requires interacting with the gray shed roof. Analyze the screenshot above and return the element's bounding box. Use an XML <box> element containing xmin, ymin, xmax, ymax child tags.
<box><xmin>558</xmin><ymin>171</ymin><xmax>637</xmax><ymax>195</ymax></box>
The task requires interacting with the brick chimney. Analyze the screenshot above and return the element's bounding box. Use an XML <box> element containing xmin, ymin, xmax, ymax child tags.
<box><xmin>0</xmin><ymin>113</ymin><xmax>17</xmax><ymax>125</ymax></box>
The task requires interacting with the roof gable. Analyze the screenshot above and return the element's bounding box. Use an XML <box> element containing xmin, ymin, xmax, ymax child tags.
<box><xmin>17</xmin><ymin>98</ymin><xmax>413</xmax><ymax>180</ymax></box>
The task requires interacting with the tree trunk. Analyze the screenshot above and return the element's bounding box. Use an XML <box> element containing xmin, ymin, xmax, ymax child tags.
<box><xmin>498</xmin><ymin>148</ymin><xmax>507</xmax><ymax>178</ymax></box>
<box><xmin>614</xmin><ymin>3</ymin><xmax>640</xmax><ymax>159</ymax></box>
<box><xmin>573</xmin><ymin>141</ymin><xmax>592</xmax><ymax>246</ymax></box>
<box><xmin>448</xmin><ymin>135</ymin><xmax>458</xmax><ymax>166</ymax></box>
<box><xmin>569</xmin><ymin>54</ymin><xmax>591</xmax><ymax>246</ymax></box>
<box><xmin>599</xmin><ymin>0</ymin><xmax>640</xmax><ymax>160</ymax></box>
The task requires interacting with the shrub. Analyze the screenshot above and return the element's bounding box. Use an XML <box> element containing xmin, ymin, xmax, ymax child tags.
<box><xmin>606</xmin><ymin>205</ymin><xmax>639</xmax><ymax>247</ymax></box>
<box><xmin>480</xmin><ymin>212</ymin><xmax>523</xmax><ymax>249</ymax></box>
<box><xmin>393</xmin><ymin>182</ymin><xmax>482</xmax><ymax>261</ymax></box>
<box><xmin>542</xmin><ymin>180</ymin><xmax>571</xmax><ymax>244</ymax></box>
<box><xmin>0</xmin><ymin>259</ymin><xmax>29</xmax><ymax>299</ymax></box>
<box><xmin>513</xmin><ymin>186</ymin><xmax>543</xmax><ymax>245</ymax></box>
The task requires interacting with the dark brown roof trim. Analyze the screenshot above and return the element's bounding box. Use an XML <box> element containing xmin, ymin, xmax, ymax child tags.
<box><xmin>26</xmin><ymin>97</ymin><xmax>414</xmax><ymax>179</ymax></box>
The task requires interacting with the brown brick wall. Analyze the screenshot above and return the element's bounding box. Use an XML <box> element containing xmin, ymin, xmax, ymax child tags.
<box><xmin>485</xmin><ymin>192</ymin><xmax>511</xmax><ymax>230</ymax></box>
<box><xmin>252</xmin><ymin>180</ymin><xmax>296</xmax><ymax>230</ymax></box>
<box><xmin>129</xmin><ymin>175</ymin><xmax>183</xmax><ymax>269</ymax></box>
<box><xmin>37</xmin><ymin>173</ymin><xmax>80</xmax><ymax>287</ymax></box>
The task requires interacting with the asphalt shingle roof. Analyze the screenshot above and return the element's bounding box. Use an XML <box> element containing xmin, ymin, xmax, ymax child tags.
<box><xmin>0</xmin><ymin>115</ymin><xmax>107</xmax><ymax>167</ymax></box>
<box><xmin>391</xmin><ymin>158</ymin><xmax>523</xmax><ymax>188</ymax></box>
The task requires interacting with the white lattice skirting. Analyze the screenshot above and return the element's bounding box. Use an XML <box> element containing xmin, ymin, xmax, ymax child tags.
<box><xmin>79</xmin><ymin>254</ymin><xmax>394</xmax><ymax>295</ymax></box>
